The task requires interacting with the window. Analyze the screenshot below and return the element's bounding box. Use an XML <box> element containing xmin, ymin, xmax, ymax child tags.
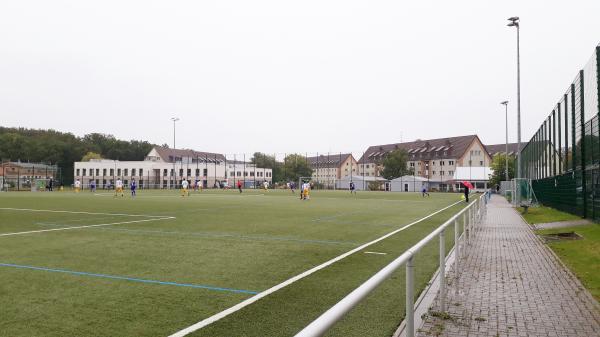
<box><xmin>95</xmin><ymin>169</ymin><xmax>99</xmax><ymax>176</ymax></box>
<box><xmin>179</xmin><ymin>169</ymin><xmax>183</xmax><ymax>177</ymax></box>
<box><xmin>82</xmin><ymin>169</ymin><xmax>86</xmax><ymax>176</ymax></box>
<box><xmin>124</xmin><ymin>169</ymin><xmax>128</xmax><ymax>176</ymax></box>
<box><xmin>103</xmin><ymin>169</ymin><xmax>107</xmax><ymax>176</ymax></box>
<box><xmin>117</xmin><ymin>169</ymin><xmax>121</xmax><ymax>176</ymax></box>
<box><xmin>237</xmin><ymin>171</ymin><xmax>241</xmax><ymax>177</ymax></box>
<box><xmin>449</xmin><ymin>161</ymin><xmax>454</xmax><ymax>165</ymax></box>
<box><xmin>163</xmin><ymin>169</ymin><xmax>168</xmax><ymax>176</ymax></box>
<box><xmin>250</xmin><ymin>172</ymin><xmax>255</xmax><ymax>177</ymax></box>
<box><xmin>440</xmin><ymin>171</ymin><xmax>445</xmax><ymax>176</ymax></box>
<box><xmin>431</xmin><ymin>161</ymin><xmax>435</xmax><ymax>166</ymax></box>
<box><xmin>170</xmin><ymin>169</ymin><xmax>174</xmax><ymax>176</ymax></box>
<box><xmin>195</xmin><ymin>169</ymin><xmax>200</xmax><ymax>177</ymax></box>
<box><xmin>244</xmin><ymin>171</ymin><xmax>248</xmax><ymax>177</ymax></box>
<box><xmin>203</xmin><ymin>169</ymin><xmax>208</xmax><ymax>176</ymax></box>
<box><xmin>480</xmin><ymin>161</ymin><xmax>483</xmax><ymax>166</ymax></box>
<box><xmin>440</xmin><ymin>161</ymin><xmax>445</xmax><ymax>166</ymax></box>
<box><xmin>449</xmin><ymin>170</ymin><xmax>454</xmax><ymax>175</ymax></box>
<box><xmin>187</xmin><ymin>169</ymin><xmax>191</xmax><ymax>177</ymax></box>
<box><xmin>366</xmin><ymin>164</ymin><xmax>370</xmax><ymax>169</ymax></box>
<box><xmin>110</xmin><ymin>169</ymin><xmax>114</xmax><ymax>176</ymax></box>
<box><xmin>139</xmin><ymin>169</ymin><xmax>143</xmax><ymax>176</ymax></box>
<box><xmin>132</xmin><ymin>169</ymin><xmax>136</xmax><ymax>176</ymax></box>
<box><xmin>432</xmin><ymin>171</ymin><xmax>436</xmax><ymax>175</ymax></box>
<box><xmin>76</xmin><ymin>169</ymin><xmax>80</xmax><ymax>176</ymax></box>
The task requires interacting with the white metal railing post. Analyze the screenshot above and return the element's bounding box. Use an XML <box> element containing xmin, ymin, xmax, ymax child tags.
<box><xmin>439</xmin><ymin>229</ymin><xmax>446</xmax><ymax>312</ymax></box>
<box><xmin>405</xmin><ymin>256</ymin><xmax>415</xmax><ymax>337</ymax></box>
<box><xmin>454</xmin><ymin>218</ymin><xmax>460</xmax><ymax>294</ymax></box>
<box><xmin>463</xmin><ymin>211</ymin><xmax>468</xmax><ymax>244</ymax></box>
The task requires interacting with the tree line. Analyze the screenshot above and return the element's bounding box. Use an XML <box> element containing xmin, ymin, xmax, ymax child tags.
<box><xmin>0</xmin><ymin>127</ymin><xmax>154</xmax><ymax>184</ymax></box>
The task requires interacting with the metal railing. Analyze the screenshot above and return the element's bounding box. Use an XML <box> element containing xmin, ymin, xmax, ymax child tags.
<box><xmin>294</xmin><ymin>192</ymin><xmax>489</xmax><ymax>337</ymax></box>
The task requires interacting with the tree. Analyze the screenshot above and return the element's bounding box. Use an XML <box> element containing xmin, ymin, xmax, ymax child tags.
<box><xmin>81</xmin><ymin>152</ymin><xmax>103</xmax><ymax>161</ymax></box>
<box><xmin>281</xmin><ymin>154</ymin><xmax>313</xmax><ymax>182</ymax></box>
<box><xmin>489</xmin><ymin>154</ymin><xmax>515</xmax><ymax>187</ymax></box>
<box><xmin>251</xmin><ymin>152</ymin><xmax>284</xmax><ymax>182</ymax></box>
<box><xmin>380</xmin><ymin>149</ymin><xmax>410</xmax><ymax>180</ymax></box>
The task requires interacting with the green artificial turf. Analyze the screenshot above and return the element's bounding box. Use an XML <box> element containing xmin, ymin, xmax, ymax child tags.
<box><xmin>0</xmin><ymin>189</ymin><xmax>470</xmax><ymax>337</ymax></box>
<box><xmin>517</xmin><ymin>205</ymin><xmax>581</xmax><ymax>224</ymax></box>
<box><xmin>536</xmin><ymin>224</ymin><xmax>600</xmax><ymax>301</ymax></box>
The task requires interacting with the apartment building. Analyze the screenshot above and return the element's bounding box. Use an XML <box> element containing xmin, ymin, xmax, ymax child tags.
<box><xmin>358</xmin><ymin>135</ymin><xmax>492</xmax><ymax>190</ymax></box>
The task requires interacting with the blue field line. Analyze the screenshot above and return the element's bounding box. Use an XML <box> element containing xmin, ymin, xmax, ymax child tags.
<box><xmin>0</xmin><ymin>263</ymin><xmax>259</xmax><ymax>295</ymax></box>
<box><xmin>93</xmin><ymin>227</ymin><xmax>359</xmax><ymax>246</ymax></box>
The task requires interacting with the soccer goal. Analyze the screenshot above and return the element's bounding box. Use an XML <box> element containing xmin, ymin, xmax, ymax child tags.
<box><xmin>511</xmin><ymin>178</ymin><xmax>538</xmax><ymax>207</ymax></box>
<box><xmin>31</xmin><ymin>178</ymin><xmax>50</xmax><ymax>192</ymax></box>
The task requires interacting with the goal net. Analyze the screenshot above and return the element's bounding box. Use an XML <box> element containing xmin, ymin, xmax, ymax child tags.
<box><xmin>511</xmin><ymin>178</ymin><xmax>538</xmax><ymax>207</ymax></box>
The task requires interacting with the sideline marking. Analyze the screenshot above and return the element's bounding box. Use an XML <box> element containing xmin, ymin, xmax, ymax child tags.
<box><xmin>0</xmin><ymin>263</ymin><xmax>258</xmax><ymax>295</ymax></box>
<box><xmin>0</xmin><ymin>218</ymin><xmax>174</xmax><ymax>237</ymax></box>
<box><xmin>0</xmin><ymin>207</ymin><xmax>174</xmax><ymax>218</ymax></box>
<box><xmin>168</xmin><ymin>198</ymin><xmax>466</xmax><ymax>337</ymax></box>
<box><xmin>364</xmin><ymin>251</ymin><xmax>387</xmax><ymax>255</ymax></box>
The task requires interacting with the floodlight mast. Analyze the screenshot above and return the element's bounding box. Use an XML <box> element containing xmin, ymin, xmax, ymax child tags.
<box><xmin>501</xmin><ymin>101</ymin><xmax>509</xmax><ymax>182</ymax></box>
<box><xmin>507</xmin><ymin>16</ymin><xmax>521</xmax><ymax>179</ymax></box>
<box><xmin>171</xmin><ymin>117</ymin><xmax>179</xmax><ymax>189</ymax></box>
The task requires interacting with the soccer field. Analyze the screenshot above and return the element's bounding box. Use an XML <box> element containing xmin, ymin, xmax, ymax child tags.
<box><xmin>0</xmin><ymin>189</ymin><xmax>467</xmax><ymax>337</ymax></box>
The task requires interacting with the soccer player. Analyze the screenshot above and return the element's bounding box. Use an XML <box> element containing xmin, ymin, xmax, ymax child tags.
<box><xmin>130</xmin><ymin>178</ymin><xmax>137</xmax><ymax>197</ymax></box>
<box><xmin>263</xmin><ymin>181</ymin><xmax>269</xmax><ymax>191</ymax></box>
<box><xmin>421</xmin><ymin>186</ymin><xmax>430</xmax><ymax>197</ymax></box>
<box><xmin>90</xmin><ymin>180</ymin><xmax>96</xmax><ymax>193</ymax></box>
<box><xmin>349</xmin><ymin>181</ymin><xmax>356</xmax><ymax>194</ymax></box>
<box><xmin>115</xmin><ymin>178</ymin><xmax>124</xmax><ymax>197</ymax></box>
<box><xmin>74</xmin><ymin>179</ymin><xmax>81</xmax><ymax>193</ymax></box>
<box><xmin>237</xmin><ymin>180</ymin><xmax>243</xmax><ymax>193</ymax></box>
<box><xmin>305</xmin><ymin>182</ymin><xmax>311</xmax><ymax>200</ymax></box>
<box><xmin>181</xmin><ymin>178</ymin><xmax>189</xmax><ymax>197</ymax></box>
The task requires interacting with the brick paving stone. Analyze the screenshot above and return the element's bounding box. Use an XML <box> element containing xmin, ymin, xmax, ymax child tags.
<box><xmin>416</xmin><ymin>195</ymin><xmax>600</xmax><ymax>337</ymax></box>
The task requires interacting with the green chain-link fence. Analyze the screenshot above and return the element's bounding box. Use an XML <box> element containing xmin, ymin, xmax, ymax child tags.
<box><xmin>521</xmin><ymin>45</ymin><xmax>600</xmax><ymax>219</ymax></box>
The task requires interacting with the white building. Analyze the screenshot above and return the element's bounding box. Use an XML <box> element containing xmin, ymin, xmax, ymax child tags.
<box><xmin>74</xmin><ymin>147</ymin><xmax>272</xmax><ymax>189</ymax></box>
<box><xmin>390</xmin><ymin>175</ymin><xmax>428</xmax><ymax>192</ymax></box>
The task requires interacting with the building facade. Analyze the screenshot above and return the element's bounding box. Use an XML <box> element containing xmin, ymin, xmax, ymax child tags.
<box><xmin>306</xmin><ymin>153</ymin><xmax>358</xmax><ymax>187</ymax></box>
<box><xmin>358</xmin><ymin>135</ymin><xmax>492</xmax><ymax>191</ymax></box>
<box><xmin>74</xmin><ymin>147</ymin><xmax>272</xmax><ymax>189</ymax></box>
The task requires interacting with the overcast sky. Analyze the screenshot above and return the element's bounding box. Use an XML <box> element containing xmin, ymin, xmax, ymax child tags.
<box><xmin>1</xmin><ymin>0</ymin><xmax>599</xmax><ymax>158</ymax></box>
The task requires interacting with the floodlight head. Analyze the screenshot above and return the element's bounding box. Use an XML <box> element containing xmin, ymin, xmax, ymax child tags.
<box><xmin>508</xmin><ymin>16</ymin><xmax>519</xmax><ymax>22</ymax></box>
<box><xmin>500</xmin><ymin>100</ymin><xmax>509</xmax><ymax>105</ymax></box>
<box><xmin>171</xmin><ymin>117</ymin><xmax>180</xmax><ymax>122</ymax></box>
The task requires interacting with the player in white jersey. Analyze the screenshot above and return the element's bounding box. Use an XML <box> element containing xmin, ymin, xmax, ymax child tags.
<box><xmin>114</xmin><ymin>178</ymin><xmax>124</xmax><ymax>197</ymax></box>
<box><xmin>74</xmin><ymin>179</ymin><xmax>81</xmax><ymax>193</ymax></box>
<box><xmin>181</xmin><ymin>179</ymin><xmax>189</xmax><ymax>197</ymax></box>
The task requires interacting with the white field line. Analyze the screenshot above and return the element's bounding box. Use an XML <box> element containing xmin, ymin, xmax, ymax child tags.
<box><xmin>0</xmin><ymin>217</ymin><xmax>174</xmax><ymax>237</ymax></box>
<box><xmin>0</xmin><ymin>207</ymin><xmax>173</xmax><ymax>218</ymax></box>
<box><xmin>364</xmin><ymin>251</ymin><xmax>387</xmax><ymax>255</ymax></box>
<box><xmin>168</xmin><ymin>198</ymin><xmax>465</xmax><ymax>337</ymax></box>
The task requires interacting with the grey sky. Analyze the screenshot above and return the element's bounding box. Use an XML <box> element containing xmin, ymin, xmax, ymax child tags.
<box><xmin>1</xmin><ymin>0</ymin><xmax>599</xmax><ymax>158</ymax></box>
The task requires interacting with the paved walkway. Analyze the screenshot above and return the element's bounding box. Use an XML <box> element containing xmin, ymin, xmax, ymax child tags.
<box><xmin>417</xmin><ymin>195</ymin><xmax>600</xmax><ymax>337</ymax></box>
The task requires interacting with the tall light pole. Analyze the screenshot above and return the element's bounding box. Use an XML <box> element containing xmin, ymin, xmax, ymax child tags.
<box><xmin>507</xmin><ymin>16</ymin><xmax>521</xmax><ymax>179</ymax></box>
<box><xmin>171</xmin><ymin>117</ymin><xmax>179</xmax><ymax>189</ymax></box>
<box><xmin>501</xmin><ymin>101</ymin><xmax>509</xmax><ymax>181</ymax></box>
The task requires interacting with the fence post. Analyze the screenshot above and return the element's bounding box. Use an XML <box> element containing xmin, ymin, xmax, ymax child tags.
<box><xmin>439</xmin><ymin>229</ymin><xmax>446</xmax><ymax>312</ymax></box>
<box><xmin>405</xmin><ymin>256</ymin><xmax>415</xmax><ymax>337</ymax></box>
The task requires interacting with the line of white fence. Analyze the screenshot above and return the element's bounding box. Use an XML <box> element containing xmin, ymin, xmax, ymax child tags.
<box><xmin>294</xmin><ymin>192</ymin><xmax>489</xmax><ymax>337</ymax></box>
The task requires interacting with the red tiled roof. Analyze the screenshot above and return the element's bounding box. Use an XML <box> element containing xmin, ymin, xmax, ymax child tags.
<box><xmin>358</xmin><ymin>135</ymin><xmax>480</xmax><ymax>163</ymax></box>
